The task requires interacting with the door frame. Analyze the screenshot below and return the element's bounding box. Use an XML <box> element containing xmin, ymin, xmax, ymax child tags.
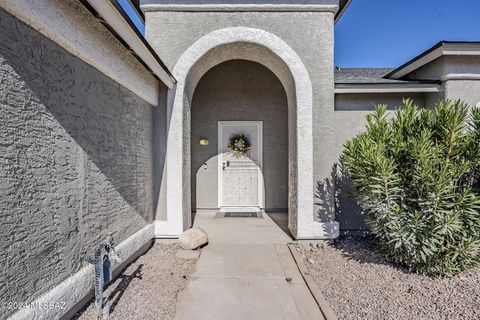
<box><xmin>217</xmin><ymin>121</ymin><xmax>264</xmax><ymax>211</ymax></box>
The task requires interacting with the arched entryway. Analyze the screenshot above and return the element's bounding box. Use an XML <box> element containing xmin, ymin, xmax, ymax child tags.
<box><xmin>156</xmin><ymin>27</ymin><xmax>338</xmax><ymax>239</ymax></box>
<box><xmin>191</xmin><ymin>59</ymin><xmax>289</xmax><ymax>219</ymax></box>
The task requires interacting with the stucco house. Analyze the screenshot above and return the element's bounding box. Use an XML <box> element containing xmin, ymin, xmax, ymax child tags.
<box><xmin>1</xmin><ymin>0</ymin><xmax>480</xmax><ymax>318</ymax></box>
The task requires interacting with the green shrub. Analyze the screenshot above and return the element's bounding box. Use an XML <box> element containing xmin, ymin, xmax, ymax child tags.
<box><xmin>341</xmin><ymin>99</ymin><xmax>480</xmax><ymax>276</ymax></box>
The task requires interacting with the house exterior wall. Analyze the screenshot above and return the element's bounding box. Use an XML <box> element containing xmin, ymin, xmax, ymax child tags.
<box><xmin>333</xmin><ymin>92</ymin><xmax>427</xmax><ymax>233</ymax></box>
<box><xmin>0</xmin><ymin>0</ymin><xmax>160</xmax><ymax>105</ymax></box>
<box><xmin>444</xmin><ymin>80</ymin><xmax>480</xmax><ymax>108</ymax></box>
<box><xmin>332</xmin><ymin>75</ymin><xmax>479</xmax><ymax>234</ymax></box>
<box><xmin>405</xmin><ymin>54</ymin><xmax>480</xmax><ymax>110</ymax></box>
<box><xmin>0</xmin><ymin>5</ymin><xmax>166</xmax><ymax>319</ymax></box>
<box><xmin>191</xmin><ymin>60</ymin><xmax>288</xmax><ymax>211</ymax></box>
<box><xmin>407</xmin><ymin>56</ymin><xmax>480</xmax><ymax>81</ymax></box>
<box><xmin>145</xmin><ymin>9</ymin><xmax>336</xmax><ymax>226</ymax></box>
<box><xmin>334</xmin><ymin>92</ymin><xmax>426</xmax><ymax>111</ymax></box>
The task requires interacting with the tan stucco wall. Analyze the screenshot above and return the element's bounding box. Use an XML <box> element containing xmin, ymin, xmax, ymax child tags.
<box><xmin>191</xmin><ymin>60</ymin><xmax>288</xmax><ymax>211</ymax></box>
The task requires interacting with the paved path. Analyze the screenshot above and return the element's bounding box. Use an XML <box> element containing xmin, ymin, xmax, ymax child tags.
<box><xmin>174</xmin><ymin>211</ymin><xmax>325</xmax><ymax>320</ymax></box>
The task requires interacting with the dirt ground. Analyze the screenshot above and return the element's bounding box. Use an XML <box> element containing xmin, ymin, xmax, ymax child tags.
<box><xmin>303</xmin><ymin>237</ymin><xmax>480</xmax><ymax>320</ymax></box>
<box><xmin>73</xmin><ymin>242</ymin><xmax>199</xmax><ymax>320</ymax></box>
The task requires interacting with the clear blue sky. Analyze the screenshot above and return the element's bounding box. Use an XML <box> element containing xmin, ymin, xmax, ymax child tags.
<box><xmin>117</xmin><ymin>0</ymin><xmax>145</xmax><ymax>35</ymax></box>
<box><xmin>117</xmin><ymin>0</ymin><xmax>480</xmax><ymax>68</ymax></box>
<box><xmin>335</xmin><ymin>0</ymin><xmax>480</xmax><ymax>68</ymax></box>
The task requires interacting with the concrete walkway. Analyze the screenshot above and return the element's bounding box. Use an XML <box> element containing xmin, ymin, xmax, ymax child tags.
<box><xmin>174</xmin><ymin>211</ymin><xmax>324</xmax><ymax>320</ymax></box>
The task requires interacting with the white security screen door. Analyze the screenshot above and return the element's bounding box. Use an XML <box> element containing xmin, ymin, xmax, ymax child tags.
<box><xmin>218</xmin><ymin>121</ymin><xmax>263</xmax><ymax>212</ymax></box>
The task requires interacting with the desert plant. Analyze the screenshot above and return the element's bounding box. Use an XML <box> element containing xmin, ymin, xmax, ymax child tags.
<box><xmin>341</xmin><ymin>99</ymin><xmax>480</xmax><ymax>276</ymax></box>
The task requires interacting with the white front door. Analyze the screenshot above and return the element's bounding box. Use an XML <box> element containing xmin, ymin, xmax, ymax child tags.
<box><xmin>218</xmin><ymin>121</ymin><xmax>263</xmax><ymax>212</ymax></box>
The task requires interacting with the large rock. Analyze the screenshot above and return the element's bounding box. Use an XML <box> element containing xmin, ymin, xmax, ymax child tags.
<box><xmin>179</xmin><ymin>227</ymin><xmax>208</xmax><ymax>250</ymax></box>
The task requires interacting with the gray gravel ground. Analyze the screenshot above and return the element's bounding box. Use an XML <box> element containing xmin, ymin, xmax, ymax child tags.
<box><xmin>303</xmin><ymin>237</ymin><xmax>480</xmax><ymax>320</ymax></box>
<box><xmin>73</xmin><ymin>242</ymin><xmax>199</xmax><ymax>320</ymax></box>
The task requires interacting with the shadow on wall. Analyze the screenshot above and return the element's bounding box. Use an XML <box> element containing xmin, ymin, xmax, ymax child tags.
<box><xmin>1</xmin><ymin>11</ymin><xmax>164</xmax><ymax>224</ymax></box>
<box><xmin>334</xmin><ymin>93</ymin><xmax>427</xmax><ymax>111</ymax></box>
<box><xmin>190</xmin><ymin>60</ymin><xmax>289</xmax><ymax>214</ymax></box>
<box><xmin>0</xmin><ymin>8</ymin><xmax>165</xmax><ymax>313</ymax></box>
<box><xmin>193</xmin><ymin>153</ymin><xmax>266</xmax><ymax>213</ymax></box>
<box><xmin>315</xmin><ymin>163</ymin><xmax>368</xmax><ymax>234</ymax></box>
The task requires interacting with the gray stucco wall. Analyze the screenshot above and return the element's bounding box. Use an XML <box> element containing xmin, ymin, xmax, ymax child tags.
<box><xmin>0</xmin><ymin>8</ymin><xmax>165</xmax><ymax>318</ymax></box>
<box><xmin>191</xmin><ymin>60</ymin><xmax>288</xmax><ymax>211</ymax></box>
<box><xmin>407</xmin><ymin>56</ymin><xmax>480</xmax><ymax>81</ymax></box>
<box><xmin>444</xmin><ymin>80</ymin><xmax>480</xmax><ymax>108</ymax></box>
<box><xmin>403</xmin><ymin>54</ymin><xmax>480</xmax><ymax>119</ymax></box>
<box><xmin>334</xmin><ymin>92</ymin><xmax>426</xmax><ymax>111</ymax></box>
<box><xmin>332</xmin><ymin>83</ymin><xmax>479</xmax><ymax>233</ymax></box>
<box><xmin>333</xmin><ymin>93</ymin><xmax>428</xmax><ymax>233</ymax></box>
<box><xmin>404</xmin><ymin>55</ymin><xmax>480</xmax><ymax>110</ymax></box>
<box><xmin>145</xmin><ymin>9</ymin><xmax>335</xmax><ymax>223</ymax></box>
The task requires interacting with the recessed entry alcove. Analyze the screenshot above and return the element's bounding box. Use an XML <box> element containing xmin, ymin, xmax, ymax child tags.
<box><xmin>191</xmin><ymin>60</ymin><xmax>289</xmax><ymax>215</ymax></box>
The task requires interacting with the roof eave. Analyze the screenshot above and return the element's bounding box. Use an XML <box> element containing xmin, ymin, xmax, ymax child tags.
<box><xmin>81</xmin><ymin>0</ymin><xmax>175</xmax><ymax>88</ymax></box>
<box><xmin>334</xmin><ymin>0</ymin><xmax>352</xmax><ymax>23</ymax></box>
<box><xmin>335</xmin><ymin>83</ymin><xmax>441</xmax><ymax>94</ymax></box>
<box><xmin>386</xmin><ymin>41</ymin><xmax>480</xmax><ymax>80</ymax></box>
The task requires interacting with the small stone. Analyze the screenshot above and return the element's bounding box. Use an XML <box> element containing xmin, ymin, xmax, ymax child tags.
<box><xmin>179</xmin><ymin>227</ymin><xmax>208</xmax><ymax>250</ymax></box>
<box><xmin>286</xmin><ymin>277</ymin><xmax>292</xmax><ymax>283</ymax></box>
<box><xmin>307</xmin><ymin>258</ymin><xmax>315</xmax><ymax>265</ymax></box>
<box><xmin>175</xmin><ymin>249</ymin><xmax>201</xmax><ymax>260</ymax></box>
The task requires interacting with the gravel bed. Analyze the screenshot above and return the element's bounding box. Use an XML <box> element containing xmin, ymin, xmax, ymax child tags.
<box><xmin>303</xmin><ymin>237</ymin><xmax>480</xmax><ymax>320</ymax></box>
<box><xmin>73</xmin><ymin>242</ymin><xmax>199</xmax><ymax>320</ymax></box>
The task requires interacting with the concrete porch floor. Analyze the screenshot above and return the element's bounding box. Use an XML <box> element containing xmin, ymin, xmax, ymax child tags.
<box><xmin>174</xmin><ymin>211</ymin><xmax>325</xmax><ymax>320</ymax></box>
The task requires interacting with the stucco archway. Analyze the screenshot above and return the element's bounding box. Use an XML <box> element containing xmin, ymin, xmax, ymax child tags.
<box><xmin>156</xmin><ymin>27</ymin><xmax>326</xmax><ymax>239</ymax></box>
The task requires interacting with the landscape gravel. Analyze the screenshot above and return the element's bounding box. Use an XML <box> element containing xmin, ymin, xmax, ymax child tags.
<box><xmin>303</xmin><ymin>237</ymin><xmax>480</xmax><ymax>320</ymax></box>
<box><xmin>74</xmin><ymin>242</ymin><xmax>199</xmax><ymax>320</ymax></box>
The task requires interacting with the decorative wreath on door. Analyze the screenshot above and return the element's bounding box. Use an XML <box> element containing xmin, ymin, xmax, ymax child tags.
<box><xmin>227</xmin><ymin>134</ymin><xmax>251</xmax><ymax>157</ymax></box>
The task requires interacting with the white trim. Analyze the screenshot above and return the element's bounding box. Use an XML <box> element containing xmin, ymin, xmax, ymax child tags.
<box><xmin>141</xmin><ymin>3</ymin><xmax>338</xmax><ymax>12</ymax></box>
<box><xmin>335</xmin><ymin>84</ymin><xmax>440</xmax><ymax>94</ymax></box>
<box><xmin>390</xmin><ymin>43</ymin><xmax>480</xmax><ymax>79</ymax></box>
<box><xmin>217</xmin><ymin>121</ymin><xmax>264</xmax><ymax>211</ymax></box>
<box><xmin>165</xmin><ymin>27</ymin><xmax>323</xmax><ymax>239</ymax></box>
<box><xmin>442</xmin><ymin>43</ymin><xmax>480</xmax><ymax>55</ymax></box>
<box><xmin>86</xmin><ymin>0</ymin><xmax>175</xmax><ymax>89</ymax></box>
<box><xmin>154</xmin><ymin>220</ymin><xmax>184</xmax><ymax>238</ymax></box>
<box><xmin>0</xmin><ymin>0</ymin><xmax>160</xmax><ymax>105</ymax></box>
<box><xmin>9</xmin><ymin>224</ymin><xmax>154</xmax><ymax>320</ymax></box>
<box><xmin>219</xmin><ymin>207</ymin><xmax>261</xmax><ymax>213</ymax></box>
<box><xmin>297</xmin><ymin>221</ymin><xmax>339</xmax><ymax>240</ymax></box>
<box><xmin>442</xmin><ymin>74</ymin><xmax>480</xmax><ymax>81</ymax></box>
<box><xmin>389</xmin><ymin>47</ymin><xmax>443</xmax><ymax>80</ymax></box>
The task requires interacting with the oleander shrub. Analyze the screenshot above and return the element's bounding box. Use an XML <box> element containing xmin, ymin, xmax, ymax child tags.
<box><xmin>341</xmin><ymin>99</ymin><xmax>480</xmax><ymax>276</ymax></box>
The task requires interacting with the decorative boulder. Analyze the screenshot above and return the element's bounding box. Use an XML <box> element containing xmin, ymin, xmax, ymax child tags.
<box><xmin>179</xmin><ymin>227</ymin><xmax>208</xmax><ymax>250</ymax></box>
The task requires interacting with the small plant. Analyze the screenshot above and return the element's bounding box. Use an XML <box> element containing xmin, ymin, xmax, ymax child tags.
<box><xmin>341</xmin><ymin>99</ymin><xmax>480</xmax><ymax>276</ymax></box>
